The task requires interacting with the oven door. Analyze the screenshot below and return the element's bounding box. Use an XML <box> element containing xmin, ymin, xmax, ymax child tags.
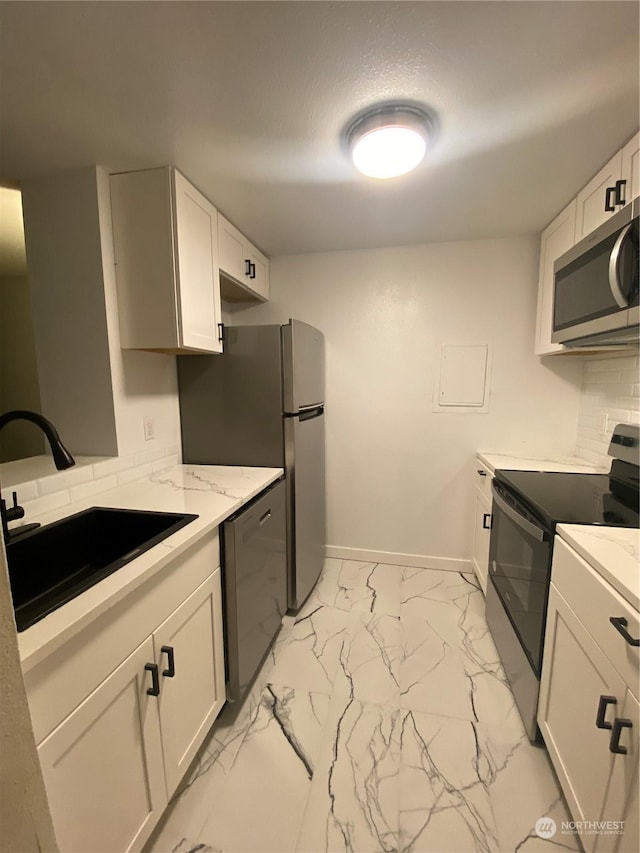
<box><xmin>488</xmin><ymin>481</ymin><xmax>553</xmax><ymax>677</ymax></box>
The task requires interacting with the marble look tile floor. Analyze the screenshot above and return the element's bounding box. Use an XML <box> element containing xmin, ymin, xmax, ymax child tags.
<box><xmin>146</xmin><ymin>560</ymin><xmax>580</xmax><ymax>853</ymax></box>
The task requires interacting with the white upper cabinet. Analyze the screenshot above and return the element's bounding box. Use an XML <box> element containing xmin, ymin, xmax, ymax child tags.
<box><xmin>534</xmin><ymin>199</ymin><xmax>577</xmax><ymax>356</ymax></box>
<box><xmin>534</xmin><ymin>130</ymin><xmax>639</xmax><ymax>356</ymax></box>
<box><xmin>218</xmin><ymin>213</ymin><xmax>269</xmax><ymax>302</ymax></box>
<box><xmin>621</xmin><ymin>131</ymin><xmax>640</xmax><ymax>203</ymax></box>
<box><xmin>575</xmin><ymin>149</ymin><xmax>624</xmax><ymax>241</ymax></box>
<box><xmin>110</xmin><ymin>167</ymin><xmax>223</xmax><ymax>354</ymax></box>
<box><xmin>575</xmin><ymin>131</ymin><xmax>640</xmax><ymax>241</ymax></box>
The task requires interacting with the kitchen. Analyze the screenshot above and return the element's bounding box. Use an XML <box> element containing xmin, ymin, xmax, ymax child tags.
<box><xmin>0</xmin><ymin>2</ymin><xmax>639</xmax><ymax>853</ymax></box>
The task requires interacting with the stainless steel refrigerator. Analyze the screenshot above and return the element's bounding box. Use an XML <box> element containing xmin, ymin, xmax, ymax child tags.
<box><xmin>177</xmin><ymin>319</ymin><xmax>326</xmax><ymax>611</ymax></box>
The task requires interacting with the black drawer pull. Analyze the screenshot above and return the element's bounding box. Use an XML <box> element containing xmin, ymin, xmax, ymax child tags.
<box><xmin>609</xmin><ymin>717</ymin><xmax>633</xmax><ymax>754</ymax></box>
<box><xmin>482</xmin><ymin>513</ymin><xmax>492</xmax><ymax>530</ymax></box>
<box><xmin>609</xmin><ymin>617</ymin><xmax>640</xmax><ymax>647</ymax></box>
<box><xmin>245</xmin><ymin>259</ymin><xmax>252</xmax><ymax>276</ymax></box>
<box><xmin>217</xmin><ymin>322</ymin><xmax>224</xmax><ymax>343</ymax></box>
<box><xmin>161</xmin><ymin>645</ymin><xmax>176</xmax><ymax>678</ymax></box>
<box><xmin>145</xmin><ymin>663</ymin><xmax>160</xmax><ymax>696</ymax></box>
<box><xmin>596</xmin><ymin>695</ymin><xmax>617</xmax><ymax>730</ymax></box>
<box><xmin>477</xmin><ymin>469</ymin><xmax>486</xmax><ymax>477</ymax></box>
<box><xmin>614</xmin><ymin>179</ymin><xmax>627</xmax><ymax>206</ymax></box>
<box><xmin>249</xmin><ymin>261</ymin><xmax>256</xmax><ymax>279</ymax></box>
<box><xmin>605</xmin><ymin>186</ymin><xmax>617</xmax><ymax>212</ymax></box>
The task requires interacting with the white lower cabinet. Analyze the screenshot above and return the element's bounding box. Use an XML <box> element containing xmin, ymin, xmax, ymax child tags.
<box><xmin>471</xmin><ymin>460</ymin><xmax>493</xmax><ymax>593</ymax></box>
<box><xmin>539</xmin><ymin>538</ymin><xmax>639</xmax><ymax>853</ymax></box>
<box><xmin>471</xmin><ymin>489</ymin><xmax>491</xmax><ymax>594</ymax></box>
<box><xmin>154</xmin><ymin>573</ymin><xmax>226</xmax><ymax>797</ymax></box>
<box><xmin>29</xmin><ymin>539</ymin><xmax>226</xmax><ymax>853</ymax></box>
<box><xmin>38</xmin><ymin>636</ymin><xmax>167</xmax><ymax>853</ymax></box>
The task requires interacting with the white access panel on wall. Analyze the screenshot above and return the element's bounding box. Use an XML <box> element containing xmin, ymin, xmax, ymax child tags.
<box><xmin>433</xmin><ymin>344</ymin><xmax>491</xmax><ymax>413</ymax></box>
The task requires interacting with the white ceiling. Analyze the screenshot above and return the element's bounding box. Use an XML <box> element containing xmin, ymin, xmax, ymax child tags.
<box><xmin>1</xmin><ymin>1</ymin><xmax>638</xmax><ymax>257</ymax></box>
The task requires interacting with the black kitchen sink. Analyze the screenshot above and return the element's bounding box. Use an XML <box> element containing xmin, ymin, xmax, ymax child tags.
<box><xmin>7</xmin><ymin>507</ymin><xmax>197</xmax><ymax>632</ymax></box>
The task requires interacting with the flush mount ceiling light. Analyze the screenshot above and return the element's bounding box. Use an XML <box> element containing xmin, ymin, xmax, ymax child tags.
<box><xmin>345</xmin><ymin>104</ymin><xmax>434</xmax><ymax>179</ymax></box>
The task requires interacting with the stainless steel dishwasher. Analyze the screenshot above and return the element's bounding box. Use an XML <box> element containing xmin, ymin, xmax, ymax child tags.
<box><xmin>221</xmin><ymin>478</ymin><xmax>287</xmax><ymax>701</ymax></box>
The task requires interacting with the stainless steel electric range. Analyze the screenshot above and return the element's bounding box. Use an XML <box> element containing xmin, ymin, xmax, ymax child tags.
<box><xmin>485</xmin><ymin>424</ymin><xmax>640</xmax><ymax>742</ymax></box>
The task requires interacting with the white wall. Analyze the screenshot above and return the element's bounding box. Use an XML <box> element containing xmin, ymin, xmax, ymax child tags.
<box><xmin>576</xmin><ymin>352</ymin><xmax>640</xmax><ymax>467</ymax></box>
<box><xmin>96</xmin><ymin>168</ymin><xmax>181</xmax><ymax>462</ymax></box>
<box><xmin>228</xmin><ymin>238</ymin><xmax>584</xmax><ymax>567</ymax></box>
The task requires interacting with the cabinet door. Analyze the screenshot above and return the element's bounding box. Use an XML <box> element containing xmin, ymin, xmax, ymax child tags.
<box><xmin>534</xmin><ymin>199</ymin><xmax>577</xmax><ymax>355</ymax></box>
<box><xmin>154</xmin><ymin>570</ymin><xmax>226</xmax><ymax>797</ymax></box>
<box><xmin>38</xmin><ymin>637</ymin><xmax>166</xmax><ymax>853</ymax></box>
<box><xmin>621</xmin><ymin>132</ymin><xmax>640</xmax><ymax>204</ymax></box>
<box><xmin>172</xmin><ymin>170</ymin><xmax>223</xmax><ymax>353</ymax></box>
<box><xmin>596</xmin><ymin>690</ymin><xmax>639</xmax><ymax>853</ymax></box>
<box><xmin>538</xmin><ymin>583</ymin><xmax>625</xmax><ymax>853</ymax></box>
<box><xmin>246</xmin><ymin>244</ymin><xmax>270</xmax><ymax>301</ymax></box>
<box><xmin>471</xmin><ymin>490</ymin><xmax>492</xmax><ymax>594</ymax></box>
<box><xmin>575</xmin><ymin>150</ymin><xmax>623</xmax><ymax>241</ymax></box>
<box><xmin>218</xmin><ymin>213</ymin><xmax>247</xmax><ymax>283</ymax></box>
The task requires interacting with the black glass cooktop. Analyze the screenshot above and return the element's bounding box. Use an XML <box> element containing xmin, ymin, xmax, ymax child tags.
<box><xmin>494</xmin><ymin>463</ymin><xmax>639</xmax><ymax>529</ymax></box>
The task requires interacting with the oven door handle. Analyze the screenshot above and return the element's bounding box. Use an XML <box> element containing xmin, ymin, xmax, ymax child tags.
<box><xmin>491</xmin><ymin>484</ymin><xmax>549</xmax><ymax>543</ymax></box>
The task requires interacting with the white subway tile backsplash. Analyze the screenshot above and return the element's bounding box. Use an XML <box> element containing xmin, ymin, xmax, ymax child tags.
<box><xmin>152</xmin><ymin>454</ymin><xmax>179</xmax><ymax>472</ymax></box>
<box><xmin>21</xmin><ymin>490</ymin><xmax>71</xmax><ymax>518</ymax></box>
<box><xmin>12</xmin><ymin>481</ymin><xmax>39</xmax><ymax>502</ymax></box>
<box><xmin>37</xmin><ymin>465</ymin><xmax>94</xmax><ymax>496</ymax></box>
<box><xmin>134</xmin><ymin>447</ymin><xmax>166</xmax><ymax>466</ymax></box>
<box><xmin>116</xmin><ymin>463</ymin><xmax>153</xmax><ymax>486</ymax></box>
<box><xmin>69</xmin><ymin>475</ymin><xmax>119</xmax><ymax>503</ymax></box>
<box><xmin>576</xmin><ymin>352</ymin><xmax>640</xmax><ymax>468</ymax></box>
<box><xmin>91</xmin><ymin>455</ymin><xmax>136</xmax><ymax>479</ymax></box>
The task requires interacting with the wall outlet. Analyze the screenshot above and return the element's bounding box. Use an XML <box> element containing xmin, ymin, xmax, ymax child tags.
<box><xmin>143</xmin><ymin>416</ymin><xmax>155</xmax><ymax>441</ymax></box>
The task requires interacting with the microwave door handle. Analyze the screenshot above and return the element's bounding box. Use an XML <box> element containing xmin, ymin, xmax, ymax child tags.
<box><xmin>608</xmin><ymin>222</ymin><xmax>633</xmax><ymax>308</ymax></box>
<box><xmin>491</xmin><ymin>484</ymin><xmax>549</xmax><ymax>542</ymax></box>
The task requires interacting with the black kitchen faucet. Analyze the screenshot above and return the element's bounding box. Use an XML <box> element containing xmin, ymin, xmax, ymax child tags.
<box><xmin>0</xmin><ymin>410</ymin><xmax>75</xmax><ymax>544</ymax></box>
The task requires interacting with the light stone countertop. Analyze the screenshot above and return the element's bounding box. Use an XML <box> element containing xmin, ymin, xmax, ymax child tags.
<box><xmin>16</xmin><ymin>464</ymin><xmax>283</xmax><ymax>670</ymax></box>
<box><xmin>556</xmin><ymin>524</ymin><xmax>640</xmax><ymax>611</ymax></box>
<box><xmin>477</xmin><ymin>452</ymin><xmax>603</xmax><ymax>474</ymax></box>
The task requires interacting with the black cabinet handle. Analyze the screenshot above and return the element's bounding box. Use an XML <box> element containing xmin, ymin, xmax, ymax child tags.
<box><xmin>605</xmin><ymin>186</ymin><xmax>617</xmax><ymax>212</ymax></box>
<box><xmin>161</xmin><ymin>645</ymin><xmax>175</xmax><ymax>678</ymax></box>
<box><xmin>609</xmin><ymin>717</ymin><xmax>633</xmax><ymax>754</ymax></box>
<box><xmin>609</xmin><ymin>617</ymin><xmax>640</xmax><ymax>647</ymax></box>
<box><xmin>596</xmin><ymin>695</ymin><xmax>617</xmax><ymax>730</ymax></box>
<box><xmin>477</xmin><ymin>469</ymin><xmax>486</xmax><ymax>477</ymax></box>
<box><xmin>249</xmin><ymin>262</ymin><xmax>256</xmax><ymax>280</ymax></box>
<box><xmin>482</xmin><ymin>513</ymin><xmax>492</xmax><ymax>530</ymax></box>
<box><xmin>614</xmin><ymin>179</ymin><xmax>627</xmax><ymax>206</ymax></box>
<box><xmin>245</xmin><ymin>259</ymin><xmax>252</xmax><ymax>276</ymax></box>
<box><xmin>145</xmin><ymin>663</ymin><xmax>160</xmax><ymax>696</ymax></box>
<box><xmin>217</xmin><ymin>322</ymin><xmax>224</xmax><ymax>343</ymax></box>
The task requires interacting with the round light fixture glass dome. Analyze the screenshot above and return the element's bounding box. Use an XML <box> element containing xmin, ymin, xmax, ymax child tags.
<box><xmin>346</xmin><ymin>105</ymin><xmax>433</xmax><ymax>179</ymax></box>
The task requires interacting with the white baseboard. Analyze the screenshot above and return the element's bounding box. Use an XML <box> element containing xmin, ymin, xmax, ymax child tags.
<box><xmin>324</xmin><ymin>546</ymin><xmax>472</xmax><ymax>574</ymax></box>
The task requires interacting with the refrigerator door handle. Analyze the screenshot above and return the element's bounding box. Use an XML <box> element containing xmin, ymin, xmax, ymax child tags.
<box><xmin>285</xmin><ymin>405</ymin><xmax>324</xmax><ymax>421</ymax></box>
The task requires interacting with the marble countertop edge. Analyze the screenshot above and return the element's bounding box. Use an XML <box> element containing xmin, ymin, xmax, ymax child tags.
<box><xmin>476</xmin><ymin>451</ymin><xmax>604</xmax><ymax>474</ymax></box>
<box><xmin>556</xmin><ymin>524</ymin><xmax>640</xmax><ymax>611</ymax></box>
<box><xmin>16</xmin><ymin>464</ymin><xmax>284</xmax><ymax>670</ymax></box>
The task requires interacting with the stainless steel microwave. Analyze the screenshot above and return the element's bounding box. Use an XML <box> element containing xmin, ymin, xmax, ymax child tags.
<box><xmin>552</xmin><ymin>197</ymin><xmax>639</xmax><ymax>347</ymax></box>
